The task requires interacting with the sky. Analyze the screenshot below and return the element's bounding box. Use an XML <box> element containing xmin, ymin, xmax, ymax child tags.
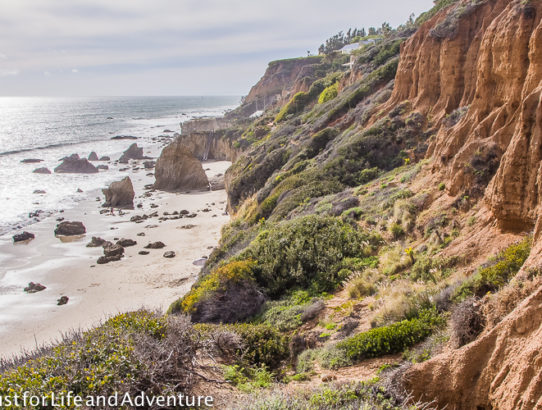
<box><xmin>0</xmin><ymin>0</ymin><xmax>434</xmax><ymax>97</ymax></box>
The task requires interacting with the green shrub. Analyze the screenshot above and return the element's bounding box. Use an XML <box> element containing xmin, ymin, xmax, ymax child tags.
<box><xmin>223</xmin><ymin>364</ymin><xmax>274</xmax><ymax>392</ymax></box>
<box><xmin>244</xmin><ymin>215</ymin><xmax>377</xmax><ymax>297</ymax></box>
<box><xmin>170</xmin><ymin>260</ymin><xmax>256</xmax><ymax>314</ymax></box>
<box><xmin>323</xmin><ymin>309</ymin><xmax>444</xmax><ymax>368</ymax></box>
<box><xmin>318</xmin><ymin>83</ymin><xmax>339</xmax><ymax>104</ymax></box>
<box><xmin>276</xmin><ymin>91</ymin><xmax>313</xmax><ymax>122</ymax></box>
<box><xmin>0</xmin><ymin>312</ymin><xmax>202</xmax><ymax>402</ymax></box>
<box><xmin>194</xmin><ymin>323</ymin><xmax>289</xmax><ymax>369</ymax></box>
<box><xmin>438</xmin><ymin>182</ymin><xmax>446</xmax><ymax>191</ymax></box>
<box><xmin>358</xmin><ymin>167</ymin><xmax>380</xmax><ymax>184</ymax></box>
<box><xmin>305</xmin><ymin>128</ymin><xmax>338</xmax><ymax>158</ymax></box>
<box><xmin>389</xmin><ymin>223</ymin><xmax>405</xmax><ymax>239</ymax></box>
<box><xmin>260</xmin><ymin>291</ymin><xmax>324</xmax><ymax>332</ymax></box>
<box><xmin>455</xmin><ymin>238</ymin><xmax>531</xmax><ymax>299</ymax></box>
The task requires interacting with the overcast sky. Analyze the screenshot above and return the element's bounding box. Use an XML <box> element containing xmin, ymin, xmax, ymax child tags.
<box><xmin>0</xmin><ymin>0</ymin><xmax>434</xmax><ymax>97</ymax></box>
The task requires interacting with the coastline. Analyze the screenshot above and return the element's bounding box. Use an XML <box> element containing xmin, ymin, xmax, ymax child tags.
<box><xmin>0</xmin><ymin>160</ymin><xmax>231</xmax><ymax>359</ymax></box>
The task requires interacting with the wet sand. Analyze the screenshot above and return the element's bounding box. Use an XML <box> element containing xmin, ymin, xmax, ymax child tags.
<box><xmin>0</xmin><ymin>160</ymin><xmax>231</xmax><ymax>359</ymax></box>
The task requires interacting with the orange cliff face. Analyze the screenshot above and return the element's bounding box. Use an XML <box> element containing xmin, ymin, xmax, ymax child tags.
<box><xmin>386</xmin><ymin>0</ymin><xmax>541</xmax><ymax>235</ymax></box>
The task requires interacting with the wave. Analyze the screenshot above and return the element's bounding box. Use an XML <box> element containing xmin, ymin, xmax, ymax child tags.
<box><xmin>0</xmin><ymin>140</ymin><xmax>99</xmax><ymax>157</ymax></box>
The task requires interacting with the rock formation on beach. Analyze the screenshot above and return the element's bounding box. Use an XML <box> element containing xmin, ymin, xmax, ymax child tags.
<box><xmin>13</xmin><ymin>231</ymin><xmax>35</xmax><ymax>243</ymax></box>
<box><xmin>153</xmin><ymin>142</ymin><xmax>209</xmax><ymax>191</ymax></box>
<box><xmin>88</xmin><ymin>152</ymin><xmax>99</xmax><ymax>161</ymax></box>
<box><xmin>33</xmin><ymin>167</ymin><xmax>51</xmax><ymax>174</ymax></box>
<box><xmin>102</xmin><ymin>176</ymin><xmax>135</xmax><ymax>209</ymax></box>
<box><xmin>54</xmin><ymin>221</ymin><xmax>86</xmax><ymax>236</ymax></box>
<box><xmin>54</xmin><ymin>154</ymin><xmax>99</xmax><ymax>174</ymax></box>
<box><xmin>118</xmin><ymin>143</ymin><xmax>148</xmax><ymax>163</ymax></box>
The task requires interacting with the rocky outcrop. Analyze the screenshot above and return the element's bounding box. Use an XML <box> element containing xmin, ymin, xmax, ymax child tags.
<box><xmin>102</xmin><ymin>177</ymin><xmax>135</xmax><ymax>209</ymax></box>
<box><xmin>54</xmin><ymin>221</ymin><xmax>86</xmax><ymax>236</ymax></box>
<box><xmin>154</xmin><ymin>142</ymin><xmax>209</xmax><ymax>191</ymax></box>
<box><xmin>403</xmin><ymin>284</ymin><xmax>542</xmax><ymax>409</ymax></box>
<box><xmin>13</xmin><ymin>232</ymin><xmax>35</xmax><ymax>243</ymax></box>
<box><xmin>33</xmin><ymin>167</ymin><xmax>51</xmax><ymax>174</ymax></box>
<box><xmin>119</xmin><ymin>143</ymin><xmax>148</xmax><ymax>163</ymax></box>
<box><xmin>172</xmin><ymin>133</ymin><xmax>241</xmax><ymax>162</ymax></box>
<box><xmin>21</xmin><ymin>158</ymin><xmax>43</xmax><ymax>164</ymax></box>
<box><xmin>54</xmin><ymin>154</ymin><xmax>98</xmax><ymax>174</ymax></box>
<box><xmin>383</xmin><ymin>0</ymin><xmax>542</xmax><ymax>233</ymax></box>
<box><xmin>181</xmin><ymin>117</ymin><xmax>233</xmax><ymax>135</ymax></box>
<box><xmin>244</xmin><ymin>56</ymin><xmax>324</xmax><ymax>113</ymax></box>
<box><xmin>88</xmin><ymin>152</ymin><xmax>99</xmax><ymax>161</ymax></box>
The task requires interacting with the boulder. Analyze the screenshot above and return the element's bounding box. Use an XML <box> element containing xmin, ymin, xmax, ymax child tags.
<box><xmin>13</xmin><ymin>231</ymin><xmax>35</xmax><ymax>243</ymax></box>
<box><xmin>116</xmin><ymin>238</ymin><xmax>136</xmax><ymax>247</ymax></box>
<box><xmin>33</xmin><ymin>167</ymin><xmax>51</xmax><ymax>174</ymax></box>
<box><xmin>209</xmin><ymin>175</ymin><xmax>225</xmax><ymax>190</ymax></box>
<box><xmin>97</xmin><ymin>165</ymin><xmax>109</xmax><ymax>170</ymax></box>
<box><xmin>163</xmin><ymin>251</ymin><xmax>176</xmax><ymax>258</ymax></box>
<box><xmin>99</xmin><ymin>156</ymin><xmax>110</xmax><ymax>161</ymax></box>
<box><xmin>54</xmin><ymin>154</ymin><xmax>98</xmax><ymax>174</ymax></box>
<box><xmin>144</xmin><ymin>241</ymin><xmax>166</xmax><ymax>249</ymax></box>
<box><xmin>102</xmin><ymin>177</ymin><xmax>135</xmax><ymax>209</ymax></box>
<box><xmin>24</xmin><ymin>282</ymin><xmax>46</xmax><ymax>293</ymax></box>
<box><xmin>119</xmin><ymin>143</ymin><xmax>147</xmax><ymax>163</ymax></box>
<box><xmin>88</xmin><ymin>151</ymin><xmax>99</xmax><ymax>161</ymax></box>
<box><xmin>33</xmin><ymin>190</ymin><xmax>46</xmax><ymax>194</ymax></box>
<box><xmin>54</xmin><ymin>221</ymin><xmax>86</xmax><ymax>236</ymax></box>
<box><xmin>138</xmin><ymin>250</ymin><xmax>150</xmax><ymax>255</ymax></box>
<box><xmin>143</xmin><ymin>160</ymin><xmax>155</xmax><ymax>169</ymax></box>
<box><xmin>21</xmin><ymin>158</ymin><xmax>43</xmax><ymax>164</ymax></box>
<box><xmin>57</xmin><ymin>296</ymin><xmax>69</xmax><ymax>305</ymax></box>
<box><xmin>86</xmin><ymin>236</ymin><xmax>106</xmax><ymax>247</ymax></box>
<box><xmin>103</xmin><ymin>244</ymin><xmax>124</xmax><ymax>258</ymax></box>
<box><xmin>154</xmin><ymin>143</ymin><xmax>209</xmax><ymax>191</ymax></box>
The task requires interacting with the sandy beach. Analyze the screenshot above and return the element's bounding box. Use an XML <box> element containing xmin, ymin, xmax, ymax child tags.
<box><xmin>0</xmin><ymin>160</ymin><xmax>231</xmax><ymax>359</ymax></box>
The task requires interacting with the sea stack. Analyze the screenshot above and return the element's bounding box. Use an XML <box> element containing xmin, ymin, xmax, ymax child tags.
<box><xmin>154</xmin><ymin>141</ymin><xmax>209</xmax><ymax>191</ymax></box>
<box><xmin>102</xmin><ymin>176</ymin><xmax>135</xmax><ymax>209</ymax></box>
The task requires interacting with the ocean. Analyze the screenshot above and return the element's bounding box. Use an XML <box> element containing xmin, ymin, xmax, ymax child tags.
<box><xmin>0</xmin><ymin>96</ymin><xmax>240</xmax><ymax>236</ymax></box>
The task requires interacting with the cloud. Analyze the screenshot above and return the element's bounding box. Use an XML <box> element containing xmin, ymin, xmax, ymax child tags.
<box><xmin>0</xmin><ymin>0</ymin><xmax>435</xmax><ymax>95</ymax></box>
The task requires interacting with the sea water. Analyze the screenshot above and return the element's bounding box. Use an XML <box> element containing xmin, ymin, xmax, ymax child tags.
<box><xmin>0</xmin><ymin>96</ymin><xmax>239</xmax><ymax>236</ymax></box>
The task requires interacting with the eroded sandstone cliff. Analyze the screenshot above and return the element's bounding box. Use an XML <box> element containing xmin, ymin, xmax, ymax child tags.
<box><xmin>387</xmin><ymin>0</ymin><xmax>541</xmax><ymax>234</ymax></box>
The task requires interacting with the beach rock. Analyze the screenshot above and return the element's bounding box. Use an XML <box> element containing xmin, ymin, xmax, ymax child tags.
<box><xmin>209</xmin><ymin>175</ymin><xmax>225</xmax><ymax>190</ymax></box>
<box><xmin>144</xmin><ymin>241</ymin><xmax>166</xmax><ymax>249</ymax></box>
<box><xmin>86</xmin><ymin>236</ymin><xmax>106</xmax><ymax>248</ymax></box>
<box><xmin>54</xmin><ymin>221</ymin><xmax>86</xmax><ymax>236</ymax></box>
<box><xmin>24</xmin><ymin>282</ymin><xmax>46</xmax><ymax>293</ymax></box>
<box><xmin>33</xmin><ymin>167</ymin><xmax>52</xmax><ymax>175</ymax></box>
<box><xmin>102</xmin><ymin>176</ymin><xmax>135</xmax><ymax>209</ymax></box>
<box><xmin>116</xmin><ymin>238</ymin><xmax>136</xmax><ymax>247</ymax></box>
<box><xmin>97</xmin><ymin>165</ymin><xmax>109</xmax><ymax>170</ymax></box>
<box><xmin>54</xmin><ymin>154</ymin><xmax>98</xmax><ymax>174</ymax></box>
<box><xmin>143</xmin><ymin>160</ymin><xmax>155</xmax><ymax>169</ymax></box>
<box><xmin>76</xmin><ymin>188</ymin><xmax>83</xmax><ymax>193</ymax></box>
<box><xmin>180</xmin><ymin>210</ymin><xmax>190</xmax><ymax>215</ymax></box>
<box><xmin>21</xmin><ymin>158</ymin><xmax>43</xmax><ymax>164</ymax></box>
<box><xmin>13</xmin><ymin>231</ymin><xmax>35</xmax><ymax>243</ymax></box>
<box><xmin>179</xmin><ymin>224</ymin><xmax>196</xmax><ymax>230</ymax></box>
<box><xmin>192</xmin><ymin>257</ymin><xmax>207</xmax><ymax>266</ymax></box>
<box><xmin>97</xmin><ymin>254</ymin><xmax>122</xmax><ymax>264</ymax></box>
<box><xmin>119</xmin><ymin>143</ymin><xmax>147</xmax><ymax>163</ymax></box>
<box><xmin>33</xmin><ymin>190</ymin><xmax>46</xmax><ymax>194</ymax></box>
<box><xmin>103</xmin><ymin>244</ymin><xmax>124</xmax><ymax>258</ymax></box>
<box><xmin>111</xmin><ymin>135</ymin><xmax>138</xmax><ymax>140</ymax></box>
<box><xmin>137</xmin><ymin>232</ymin><xmax>145</xmax><ymax>236</ymax></box>
<box><xmin>88</xmin><ymin>151</ymin><xmax>99</xmax><ymax>161</ymax></box>
<box><xmin>163</xmin><ymin>251</ymin><xmax>176</xmax><ymax>258</ymax></box>
<box><xmin>57</xmin><ymin>296</ymin><xmax>69</xmax><ymax>306</ymax></box>
<box><xmin>153</xmin><ymin>143</ymin><xmax>209</xmax><ymax>192</ymax></box>
<box><xmin>138</xmin><ymin>250</ymin><xmax>150</xmax><ymax>255</ymax></box>
<box><xmin>99</xmin><ymin>156</ymin><xmax>110</xmax><ymax>161</ymax></box>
